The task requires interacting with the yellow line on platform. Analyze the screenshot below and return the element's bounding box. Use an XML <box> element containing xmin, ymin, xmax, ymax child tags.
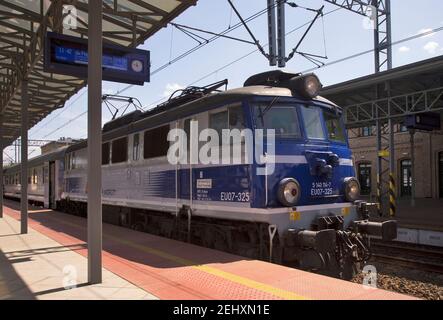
<box><xmin>43</xmin><ymin>213</ymin><xmax>308</xmax><ymax>300</ymax></box>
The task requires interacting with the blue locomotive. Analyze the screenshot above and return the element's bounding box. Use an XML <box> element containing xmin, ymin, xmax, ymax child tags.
<box><xmin>3</xmin><ymin>70</ymin><xmax>397</xmax><ymax>279</ymax></box>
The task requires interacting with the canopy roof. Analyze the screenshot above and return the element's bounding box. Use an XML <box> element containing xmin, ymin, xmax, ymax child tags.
<box><xmin>321</xmin><ymin>56</ymin><xmax>443</xmax><ymax>128</ymax></box>
<box><xmin>0</xmin><ymin>0</ymin><xmax>196</xmax><ymax>145</ymax></box>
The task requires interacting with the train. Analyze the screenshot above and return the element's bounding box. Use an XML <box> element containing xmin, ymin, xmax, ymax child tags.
<box><xmin>3</xmin><ymin>70</ymin><xmax>397</xmax><ymax>279</ymax></box>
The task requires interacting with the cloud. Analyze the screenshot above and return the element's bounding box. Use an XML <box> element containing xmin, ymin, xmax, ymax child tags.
<box><xmin>163</xmin><ymin>83</ymin><xmax>184</xmax><ymax>98</ymax></box>
<box><xmin>423</xmin><ymin>41</ymin><xmax>440</xmax><ymax>54</ymax></box>
<box><xmin>418</xmin><ymin>28</ymin><xmax>435</xmax><ymax>38</ymax></box>
<box><xmin>398</xmin><ymin>46</ymin><xmax>410</xmax><ymax>53</ymax></box>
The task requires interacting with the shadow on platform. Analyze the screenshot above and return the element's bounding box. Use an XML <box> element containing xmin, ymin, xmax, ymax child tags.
<box><xmin>0</xmin><ymin>249</ymin><xmax>35</xmax><ymax>300</ymax></box>
<box><xmin>2</xmin><ymin>199</ymin><xmax>246</xmax><ymax>270</ymax></box>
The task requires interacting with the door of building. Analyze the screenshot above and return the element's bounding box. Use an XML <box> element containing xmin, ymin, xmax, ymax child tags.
<box><xmin>358</xmin><ymin>163</ymin><xmax>372</xmax><ymax>195</ymax></box>
<box><xmin>400</xmin><ymin>159</ymin><xmax>412</xmax><ymax>197</ymax></box>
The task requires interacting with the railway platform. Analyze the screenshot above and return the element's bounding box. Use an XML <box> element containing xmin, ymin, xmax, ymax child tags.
<box><xmin>0</xmin><ymin>200</ymin><xmax>415</xmax><ymax>300</ymax></box>
<box><xmin>370</xmin><ymin>198</ymin><xmax>443</xmax><ymax>247</ymax></box>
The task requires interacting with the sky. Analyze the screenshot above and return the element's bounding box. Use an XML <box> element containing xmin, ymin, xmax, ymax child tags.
<box><xmin>4</xmin><ymin>0</ymin><xmax>443</xmax><ymax>162</ymax></box>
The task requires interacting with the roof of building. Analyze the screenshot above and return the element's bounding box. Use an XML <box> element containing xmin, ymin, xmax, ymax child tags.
<box><xmin>321</xmin><ymin>55</ymin><xmax>443</xmax><ymax>127</ymax></box>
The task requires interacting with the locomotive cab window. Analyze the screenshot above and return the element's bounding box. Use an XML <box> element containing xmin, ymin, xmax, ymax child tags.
<box><xmin>183</xmin><ymin>118</ymin><xmax>193</xmax><ymax>150</ymax></box>
<box><xmin>102</xmin><ymin>142</ymin><xmax>110</xmax><ymax>165</ymax></box>
<box><xmin>133</xmin><ymin>133</ymin><xmax>140</xmax><ymax>161</ymax></box>
<box><xmin>323</xmin><ymin>111</ymin><xmax>346</xmax><ymax>142</ymax></box>
<box><xmin>210</xmin><ymin>105</ymin><xmax>245</xmax><ymax>145</ymax></box>
<box><xmin>144</xmin><ymin>125</ymin><xmax>169</xmax><ymax>159</ymax></box>
<box><xmin>254</xmin><ymin>103</ymin><xmax>301</xmax><ymax>138</ymax></box>
<box><xmin>111</xmin><ymin>137</ymin><xmax>128</xmax><ymax>164</ymax></box>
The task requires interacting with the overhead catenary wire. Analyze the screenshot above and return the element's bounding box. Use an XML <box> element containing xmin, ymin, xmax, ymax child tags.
<box><xmin>302</xmin><ymin>25</ymin><xmax>443</xmax><ymax>73</ymax></box>
<box><xmin>30</xmin><ymin>3</ymin><xmax>278</xmax><ymax>139</ymax></box>
<box><xmin>34</xmin><ymin>10</ymin><xmax>443</xmax><ymax>141</ymax></box>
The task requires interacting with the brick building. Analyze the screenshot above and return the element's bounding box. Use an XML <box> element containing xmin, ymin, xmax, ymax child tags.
<box><xmin>321</xmin><ymin>57</ymin><xmax>443</xmax><ymax>203</ymax></box>
<box><xmin>348</xmin><ymin>122</ymin><xmax>443</xmax><ymax>200</ymax></box>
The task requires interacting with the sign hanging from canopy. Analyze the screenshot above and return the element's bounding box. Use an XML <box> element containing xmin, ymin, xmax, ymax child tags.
<box><xmin>44</xmin><ymin>32</ymin><xmax>150</xmax><ymax>85</ymax></box>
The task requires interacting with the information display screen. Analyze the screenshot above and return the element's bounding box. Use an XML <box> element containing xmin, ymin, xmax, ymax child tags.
<box><xmin>44</xmin><ymin>32</ymin><xmax>150</xmax><ymax>85</ymax></box>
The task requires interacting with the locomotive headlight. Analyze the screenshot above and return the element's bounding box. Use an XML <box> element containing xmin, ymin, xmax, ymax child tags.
<box><xmin>304</xmin><ymin>74</ymin><xmax>322</xmax><ymax>97</ymax></box>
<box><xmin>343</xmin><ymin>177</ymin><xmax>360</xmax><ymax>202</ymax></box>
<box><xmin>277</xmin><ymin>178</ymin><xmax>301</xmax><ymax>207</ymax></box>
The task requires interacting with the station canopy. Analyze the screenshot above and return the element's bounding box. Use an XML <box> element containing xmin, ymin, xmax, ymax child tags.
<box><xmin>0</xmin><ymin>0</ymin><xmax>196</xmax><ymax>145</ymax></box>
<box><xmin>321</xmin><ymin>56</ymin><xmax>443</xmax><ymax>128</ymax></box>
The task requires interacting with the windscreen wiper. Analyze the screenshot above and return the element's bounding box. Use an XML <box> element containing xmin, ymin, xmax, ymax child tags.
<box><xmin>259</xmin><ymin>96</ymin><xmax>280</xmax><ymax>125</ymax></box>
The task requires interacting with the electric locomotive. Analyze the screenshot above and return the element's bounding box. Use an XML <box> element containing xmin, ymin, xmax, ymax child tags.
<box><xmin>3</xmin><ymin>70</ymin><xmax>397</xmax><ymax>279</ymax></box>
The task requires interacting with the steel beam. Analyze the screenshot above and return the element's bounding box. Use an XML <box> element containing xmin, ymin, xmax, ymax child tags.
<box><xmin>87</xmin><ymin>0</ymin><xmax>103</xmax><ymax>285</ymax></box>
<box><xmin>276</xmin><ymin>0</ymin><xmax>285</xmax><ymax>68</ymax></box>
<box><xmin>267</xmin><ymin>0</ymin><xmax>277</xmax><ymax>66</ymax></box>
<box><xmin>325</xmin><ymin>0</ymin><xmax>392</xmax><ymax>72</ymax></box>
<box><xmin>343</xmin><ymin>86</ymin><xmax>443</xmax><ymax>128</ymax></box>
<box><xmin>20</xmin><ymin>79</ymin><xmax>28</xmax><ymax>234</ymax></box>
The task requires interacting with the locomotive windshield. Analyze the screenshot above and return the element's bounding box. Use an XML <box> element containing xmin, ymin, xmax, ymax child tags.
<box><xmin>255</xmin><ymin>102</ymin><xmax>346</xmax><ymax>142</ymax></box>
<box><xmin>255</xmin><ymin>104</ymin><xmax>301</xmax><ymax>138</ymax></box>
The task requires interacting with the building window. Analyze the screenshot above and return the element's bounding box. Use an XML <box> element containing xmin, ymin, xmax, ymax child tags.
<box><xmin>361</xmin><ymin>126</ymin><xmax>373</xmax><ymax>137</ymax></box>
<box><xmin>144</xmin><ymin>125</ymin><xmax>169</xmax><ymax>159</ymax></box>
<box><xmin>111</xmin><ymin>137</ymin><xmax>128</xmax><ymax>164</ymax></box>
<box><xmin>133</xmin><ymin>133</ymin><xmax>140</xmax><ymax>161</ymax></box>
<box><xmin>400</xmin><ymin>159</ymin><xmax>412</xmax><ymax>197</ymax></box>
<box><xmin>102</xmin><ymin>142</ymin><xmax>110</xmax><ymax>165</ymax></box>
<box><xmin>399</xmin><ymin>124</ymin><xmax>408</xmax><ymax>132</ymax></box>
<box><xmin>358</xmin><ymin>163</ymin><xmax>372</xmax><ymax>195</ymax></box>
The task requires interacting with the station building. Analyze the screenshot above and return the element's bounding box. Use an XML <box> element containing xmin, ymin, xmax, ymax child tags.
<box><xmin>322</xmin><ymin>56</ymin><xmax>443</xmax><ymax>205</ymax></box>
<box><xmin>348</xmin><ymin>122</ymin><xmax>443</xmax><ymax>200</ymax></box>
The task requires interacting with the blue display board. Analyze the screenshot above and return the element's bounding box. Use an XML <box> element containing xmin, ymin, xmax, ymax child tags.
<box><xmin>44</xmin><ymin>32</ymin><xmax>150</xmax><ymax>85</ymax></box>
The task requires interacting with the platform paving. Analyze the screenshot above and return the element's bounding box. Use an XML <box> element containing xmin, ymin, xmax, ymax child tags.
<box><xmin>0</xmin><ymin>200</ymin><xmax>415</xmax><ymax>300</ymax></box>
<box><xmin>0</xmin><ymin>211</ymin><xmax>157</xmax><ymax>300</ymax></box>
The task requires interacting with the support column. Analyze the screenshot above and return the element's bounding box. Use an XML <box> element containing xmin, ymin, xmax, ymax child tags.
<box><xmin>376</xmin><ymin>119</ymin><xmax>382</xmax><ymax>216</ymax></box>
<box><xmin>0</xmin><ymin>114</ymin><xmax>3</xmax><ymax>218</ymax></box>
<box><xmin>276</xmin><ymin>0</ymin><xmax>285</xmax><ymax>68</ymax></box>
<box><xmin>372</xmin><ymin>0</ymin><xmax>380</xmax><ymax>72</ymax></box>
<box><xmin>87</xmin><ymin>0</ymin><xmax>103</xmax><ymax>284</ymax></box>
<box><xmin>388</xmin><ymin>119</ymin><xmax>396</xmax><ymax>217</ymax></box>
<box><xmin>21</xmin><ymin>80</ymin><xmax>28</xmax><ymax>234</ymax></box>
<box><xmin>385</xmin><ymin>0</ymin><xmax>393</xmax><ymax>70</ymax></box>
<box><xmin>410</xmin><ymin>129</ymin><xmax>416</xmax><ymax>206</ymax></box>
<box><xmin>267</xmin><ymin>0</ymin><xmax>277</xmax><ymax>66</ymax></box>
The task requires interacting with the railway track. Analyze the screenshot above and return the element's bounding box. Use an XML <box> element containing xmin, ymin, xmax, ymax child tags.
<box><xmin>370</xmin><ymin>240</ymin><xmax>443</xmax><ymax>274</ymax></box>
